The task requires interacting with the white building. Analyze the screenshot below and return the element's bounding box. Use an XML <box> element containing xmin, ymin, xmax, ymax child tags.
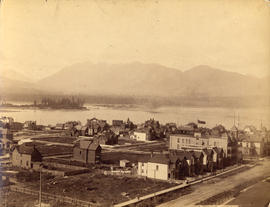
<box><xmin>132</xmin><ymin>130</ymin><xmax>152</xmax><ymax>142</ymax></box>
<box><xmin>137</xmin><ymin>154</ymin><xmax>171</xmax><ymax>180</ymax></box>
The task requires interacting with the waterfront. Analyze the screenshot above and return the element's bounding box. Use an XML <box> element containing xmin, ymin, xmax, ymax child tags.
<box><xmin>0</xmin><ymin>104</ymin><xmax>269</xmax><ymax>129</ymax></box>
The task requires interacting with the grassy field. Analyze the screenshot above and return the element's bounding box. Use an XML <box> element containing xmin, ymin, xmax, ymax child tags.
<box><xmin>23</xmin><ymin>173</ymin><xmax>176</xmax><ymax>206</ymax></box>
<box><xmin>101</xmin><ymin>151</ymin><xmax>151</xmax><ymax>164</ymax></box>
<box><xmin>24</xmin><ymin>143</ymin><xmax>74</xmax><ymax>157</ymax></box>
<box><xmin>32</xmin><ymin>136</ymin><xmax>77</xmax><ymax>144</ymax></box>
<box><xmin>131</xmin><ymin>142</ymin><xmax>168</xmax><ymax>152</ymax></box>
<box><xmin>0</xmin><ymin>190</ymin><xmax>75</xmax><ymax>207</ymax></box>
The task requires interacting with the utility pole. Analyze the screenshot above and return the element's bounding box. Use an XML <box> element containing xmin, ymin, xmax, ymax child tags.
<box><xmin>233</xmin><ymin>111</ymin><xmax>236</xmax><ymax>126</ymax></box>
<box><xmin>39</xmin><ymin>164</ymin><xmax>43</xmax><ymax>207</ymax></box>
<box><xmin>4</xmin><ymin>189</ymin><xmax>7</xmax><ymax>207</ymax></box>
<box><xmin>237</xmin><ymin>113</ymin><xmax>240</xmax><ymax>129</ymax></box>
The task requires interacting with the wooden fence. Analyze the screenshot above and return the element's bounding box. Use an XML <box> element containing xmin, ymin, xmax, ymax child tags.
<box><xmin>7</xmin><ymin>185</ymin><xmax>97</xmax><ymax>207</ymax></box>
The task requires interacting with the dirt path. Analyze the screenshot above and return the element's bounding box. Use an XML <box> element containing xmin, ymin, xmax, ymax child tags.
<box><xmin>158</xmin><ymin>158</ymin><xmax>270</xmax><ymax>207</ymax></box>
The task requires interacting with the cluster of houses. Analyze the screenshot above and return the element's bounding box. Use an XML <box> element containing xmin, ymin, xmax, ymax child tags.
<box><xmin>238</xmin><ymin>125</ymin><xmax>270</xmax><ymax>157</ymax></box>
<box><xmin>137</xmin><ymin>124</ymin><xmax>236</xmax><ymax>181</ymax></box>
<box><xmin>137</xmin><ymin>148</ymin><xmax>225</xmax><ymax>180</ymax></box>
<box><xmin>136</xmin><ymin>123</ymin><xmax>270</xmax><ymax>181</ymax></box>
<box><xmin>131</xmin><ymin>118</ymin><xmax>164</xmax><ymax>141</ymax></box>
<box><xmin>2</xmin><ymin>115</ymin><xmax>270</xmax><ymax>182</ymax></box>
<box><xmin>67</xmin><ymin>118</ymin><xmax>120</xmax><ymax>145</ymax></box>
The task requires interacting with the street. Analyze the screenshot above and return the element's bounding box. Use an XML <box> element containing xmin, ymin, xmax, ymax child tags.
<box><xmin>159</xmin><ymin>158</ymin><xmax>270</xmax><ymax>207</ymax></box>
<box><xmin>227</xmin><ymin>176</ymin><xmax>270</xmax><ymax>207</ymax></box>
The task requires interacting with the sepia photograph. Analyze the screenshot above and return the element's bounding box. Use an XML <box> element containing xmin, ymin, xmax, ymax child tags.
<box><xmin>0</xmin><ymin>0</ymin><xmax>270</xmax><ymax>206</ymax></box>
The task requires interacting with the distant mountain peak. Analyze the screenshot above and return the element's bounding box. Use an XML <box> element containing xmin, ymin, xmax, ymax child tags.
<box><xmin>0</xmin><ymin>68</ymin><xmax>34</xmax><ymax>82</ymax></box>
<box><xmin>1</xmin><ymin>62</ymin><xmax>268</xmax><ymax>99</ymax></box>
<box><xmin>34</xmin><ymin>62</ymin><xmax>268</xmax><ymax>97</ymax></box>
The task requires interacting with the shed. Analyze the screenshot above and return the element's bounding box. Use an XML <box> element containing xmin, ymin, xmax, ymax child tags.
<box><xmin>120</xmin><ymin>159</ymin><xmax>131</xmax><ymax>168</ymax></box>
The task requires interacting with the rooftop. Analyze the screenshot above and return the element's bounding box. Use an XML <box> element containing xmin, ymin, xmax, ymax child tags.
<box><xmin>148</xmin><ymin>154</ymin><xmax>171</xmax><ymax>165</ymax></box>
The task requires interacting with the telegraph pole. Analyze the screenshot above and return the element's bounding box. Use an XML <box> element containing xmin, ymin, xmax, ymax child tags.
<box><xmin>233</xmin><ymin>112</ymin><xmax>236</xmax><ymax>126</ymax></box>
<box><xmin>39</xmin><ymin>164</ymin><xmax>43</xmax><ymax>207</ymax></box>
<box><xmin>237</xmin><ymin>113</ymin><xmax>240</xmax><ymax>128</ymax></box>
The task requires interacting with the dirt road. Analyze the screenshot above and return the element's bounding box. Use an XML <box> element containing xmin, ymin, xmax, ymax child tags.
<box><xmin>159</xmin><ymin>158</ymin><xmax>270</xmax><ymax>207</ymax></box>
<box><xmin>227</xmin><ymin>177</ymin><xmax>270</xmax><ymax>207</ymax></box>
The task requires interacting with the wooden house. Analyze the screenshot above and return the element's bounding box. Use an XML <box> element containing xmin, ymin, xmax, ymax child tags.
<box><xmin>12</xmin><ymin>144</ymin><xmax>42</xmax><ymax>169</ymax></box>
<box><xmin>93</xmin><ymin>130</ymin><xmax>118</xmax><ymax>145</ymax></box>
<box><xmin>0</xmin><ymin>128</ymin><xmax>14</xmax><ymax>150</ymax></box>
<box><xmin>73</xmin><ymin>140</ymin><xmax>101</xmax><ymax>164</ymax></box>
<box><xmin>86</xmin><ymin>118</ymin><xmax>109</xmax><ymax>136</ymax></box>
<box><xmin>169</xmin><ymin>151</ymin><xmax>195</xmax><ymax>178</ymax></box>
<box><xmin>202</xmin><ymin>149</ymin><xmax>214</xmax><ymax>172</ymax></box>
<box><xmin>192</xmin><ymin>151</ymin><xmax>204</xmax><ymax>175</ymax></box>
<box><xmin>23</xmin><ymin>121</ymin><xmax>37</xmax><ymax>130</ymax></box>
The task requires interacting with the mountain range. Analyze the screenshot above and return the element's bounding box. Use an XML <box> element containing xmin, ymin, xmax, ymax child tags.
<box><xmin>0</xmin><ymin>62</ymin><xmax>269</xmax><ymax>103</ymax></box>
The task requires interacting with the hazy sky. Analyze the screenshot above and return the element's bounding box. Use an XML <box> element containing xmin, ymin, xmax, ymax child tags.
<box><xmin>0</xmin><ymin>0</ymin><xmax>269</xmax><ymax>80</ymax></box>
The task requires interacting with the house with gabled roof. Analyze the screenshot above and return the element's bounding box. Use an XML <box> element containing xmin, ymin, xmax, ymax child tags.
<box><xmin>202</xmin><ymin>148</ymin><xmax>220</xmax><ymax>172</ymax></box>
<box><xmin>0</xmin><ymin>127</ymin><xmax>14</xmax><ymax>150</ymax></box>
<box><xmin>169</xmin><ymin>150</ymin><xmax>194</xmax><ymax>178</ymax></box>
<box><xmin>132</xmin><ymin>128</ymin><xmax>155</xmax><ymax>141</ymax></box>
<box><xmin>146</xmin><ymin>154</ymin><xmax>172</xmax><ymax>180</ymax></box>
<box><xmin>73</xmin><ymin>140</ymin><xmax>101</xmax><ymax>164</ymax></box>
<box><xmin>239</xmin><ymin>133</ymin><xmax>265</xmax><ymax>157</ymax></box>
<box><xmin>137</xmin><ymin>153</ymin><xmax>173</xmax><ymax>180</ymax></box>
<box><xmin>138</xmin><ymin>151</ymin><xmax>197</xmax><ymax>181</ymax></box>
<box><xmin>243</xmin><ymin>125</ymin><xmax>257</xmax><ymax>135</ymax></box>
<box><xmin>86</xmin><ymin>118</ymin><xmax>109</xmax><ymax>136</ymax></box>
<box><xmin>212</xmin><ymin>147</ymin><xmax>225</xmax><ymax>169</ymax></box>
<box><xmin>192</xmin><ymin>151</ymin><xmax>204</xmax><ymax>175</ymax></box>
<box><xmin>12</xmin><ymin>144</ymin><xmax>42</xmax><ymax>169</ymax></box>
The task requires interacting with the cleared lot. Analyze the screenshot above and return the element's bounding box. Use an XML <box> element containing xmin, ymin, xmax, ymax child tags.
<box><xmin>21</xmin><ymin>173</ymin><xmax>176</xmax><ymax>206</ymax></box>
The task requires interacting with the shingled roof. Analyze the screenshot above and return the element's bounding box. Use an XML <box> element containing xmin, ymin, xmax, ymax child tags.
<box><xmin>16</xmin><ymin>144</ymin><xmax>40</xmax><ymax>155</ymax></box>
<box><xmin>170</xmin><ymin>150</ymin><xmax>193</xmax><ymax>161</ymax></box>
<box><xmin>78</xmin><ymin>140</ymin><xmax>101</xmax><ymax>151</ymax></box>
<box><xmin>148</xmin><ymin>154</ymin><xmax>171</xmax><ymax>165</ymax></box>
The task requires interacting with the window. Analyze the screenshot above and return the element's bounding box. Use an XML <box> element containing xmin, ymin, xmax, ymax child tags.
<box><xmin>80</xmin><ymin>151</ymin><xmax>82</xmax><ymax>155</ymax></box>
<box><xmin>177</xmin><ymin>138</ymin><xmax>180</xmax><ymax>143</ymax></box>
<box><xmin>156</xmin><ymin>165</ymin><xmax>159</xmax><ymax>171</ymax></box>
<box><xmin>26</xmin><ymin>161</ymin><xmax>29</xmax><ymax>166</ymax></box>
